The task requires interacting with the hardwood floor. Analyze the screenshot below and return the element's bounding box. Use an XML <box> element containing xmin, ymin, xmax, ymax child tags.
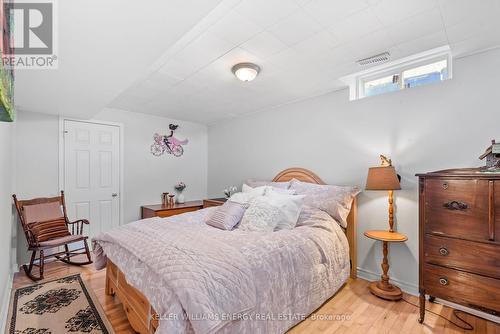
<box><xmin>12</xmin><ymin>260</ymin><xmax>500</xmax><ymax>334</ymax></box>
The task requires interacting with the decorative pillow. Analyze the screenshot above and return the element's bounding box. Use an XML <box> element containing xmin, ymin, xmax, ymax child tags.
<box><xmin>290</xmin><ymin>179</ymin><xmax>360</xmax><ymax>228</ymax></box>
<box><xmin>229</xmin><ymin>190</ymin><xmax>264</xmax><ymax>205</ymax></box>
<box><xmin>266</xmin><ymin>187</ymin><xmax>296</xmax><ymax>195</ymax></box>
<box><xmin>23</xmin><ymin>201</ymin><xmax>64</xmax><ymax>224</ymax></box>
<box><xmin>245</xmin><ymin>180</ymin><xmax>290</xmax><ymax>189</ymax></box>
<box><xmin>29</xmin><ymin>218</ymin><xmax>70</xmax><ymax>242</ymax></box>
<box><xmin>237</xmin><ymin>193</ymin><xmax>305</xmax><ymax>232</ymax></box>
<box><xmin>206</xmin><ymin>201</ymin><xmax>248</xmax><ymax>230</ymax></box>
<box><xmin>241</xmin><ymin>184</ymin><xmax>267</xmax><ymax>195</ymax></box>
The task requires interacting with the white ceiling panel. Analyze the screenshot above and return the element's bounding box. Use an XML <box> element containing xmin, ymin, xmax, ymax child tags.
<box><xmin>234</xmin><ymin>0</ymin><xmax>301</xmax><ymax>29</ymax></box>
<box><xmin>15</xmin><ymin>0</ymin><xmax>500</xmax><ymax>124</ymax></box>
<box><xmin>386</xmin><ymin>8</ymin><xmax>444</xmax><ymax>45</ymax></box>
<box><xmin>241</xmin><ymin>32</ymin><xmax>289</xmax><ymax>60</ymax></box>
<box><xmin>267</xmin><ymin>10</ymin><xmax>323</xmax><ymax>46</ymax></box>
<box><xmin>371</xmin><ymin>0</ymin><xmax>438</xmax><ymax>26</ymax></box>
<box><xmin>328</xmin><ymin>8</ymin><xmax>383</xmax><ymax>44</ymax></box>
<box><xmin>303</xmin><ymin>0</ymin><xmax>369</xmax><ymax>26</ymax></box>
<box><xmin>208</xmin><ymin>10</ymin><xmax>263</xmax><ymax>45</ymax></box>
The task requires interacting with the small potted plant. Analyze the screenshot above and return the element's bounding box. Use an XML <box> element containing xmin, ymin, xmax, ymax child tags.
<box><xmin>174</xmin><ymin>181</ymin><xmax>186</xmax><ymax>204</ymax></box>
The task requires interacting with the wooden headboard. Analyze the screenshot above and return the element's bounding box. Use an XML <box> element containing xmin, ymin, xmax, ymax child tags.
<box><xmin>272</xmin><ymin>167</ymin><xmax>357</xmax><ymax>279</ymax></box>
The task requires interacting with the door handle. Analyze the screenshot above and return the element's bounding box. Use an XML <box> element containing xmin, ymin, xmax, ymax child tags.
<box><xmin>112</xmin><ymin>193</ymin><xmax>118</xmax><ymax>197</ymax></box>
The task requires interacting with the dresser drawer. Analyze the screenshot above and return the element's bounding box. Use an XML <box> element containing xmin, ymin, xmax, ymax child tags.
<box><xmin>424</xmin><ymin>235</ymin><xmax>500</xmax><ymax>279</ymax></box>
<box><xmin>425</xmin><ymin>179</ymin><xmax>490</xmax><ymax>241</ymax></box>
<box><xmin>156</xmin><ymin>207</ymin><xmax>201</xmax><ymax>218</ymax></box>
<box><xmin>424</xmin><ymin>263</ymin><xmax>500</xmax><ymax>314</ymax></box>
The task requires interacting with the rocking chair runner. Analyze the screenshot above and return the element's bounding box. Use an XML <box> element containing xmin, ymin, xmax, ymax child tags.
<box><xmin>13</xmin><ymin>191</ymin><xmax>93</xmax><ymax>281</ymax></box>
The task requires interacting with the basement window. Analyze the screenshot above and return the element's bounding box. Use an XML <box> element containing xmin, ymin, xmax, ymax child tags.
<box><xmin>341</xmin><ymin>46</ymin><xmax>452</xmax><ymax>101</ymax></box>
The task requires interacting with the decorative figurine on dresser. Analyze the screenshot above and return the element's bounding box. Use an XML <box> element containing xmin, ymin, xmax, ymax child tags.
<box><xmin>416</xmin><ymin>168</ymin><xmax>500</xmax><ymax>323</ymax></box>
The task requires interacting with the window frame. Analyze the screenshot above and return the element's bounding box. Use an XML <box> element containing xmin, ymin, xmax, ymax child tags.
<box><xmin>341</xmin><ymin>46</ymin><xmax>453</xmax><ymax>101</ymax></box>
<box><xmin>358</xmin><ymin>54</ymin><xmax>450</xmax><ymax>99</ymax></box>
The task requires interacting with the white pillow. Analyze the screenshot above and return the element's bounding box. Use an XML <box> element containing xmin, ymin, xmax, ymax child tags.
<box><xmin>229</xmin><ymin>186</ymin><xmax>266</xmax><ymax>204</ymax></box>
<box><xmin>244</xmin><ymin>183</ymin><xmax>296</xmax><ymax>195</ymax></box>
<box><xmin>290</xmin><ymin>179</ymin><xmax>360</xmax><ymax>228</ymax></box>
<box><xmin>237</xmin><ymin>193</ymin><xmax>305</xmax><ymax>232</ymax></box>
<box><xmin>266</xmin><ymin>187</ymin><xmax>296</xmax><ymax>195</ymax></box>
<box><xmin>242</xmin><ymin>184</ymin><xmax>267</xmax><ymax>195</ymax></box>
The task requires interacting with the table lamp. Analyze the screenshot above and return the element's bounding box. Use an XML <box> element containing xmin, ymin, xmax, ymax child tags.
<box><xmin>364</xmin><ymin>155</ymin><xmax>407</xmax><ymax>300</ymax></box>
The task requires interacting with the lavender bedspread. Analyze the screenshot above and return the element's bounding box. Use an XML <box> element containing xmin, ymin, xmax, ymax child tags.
<box><xmin>92</xmin><ymin>206</ymin><xmax>350</xmax><ymax>334</ymax></box>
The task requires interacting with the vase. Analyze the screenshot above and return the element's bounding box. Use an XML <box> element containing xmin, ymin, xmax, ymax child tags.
<box><xmin>177</xmin><ymin>193</ymin><xmax>185</xmax><ymax>204</ymax></box>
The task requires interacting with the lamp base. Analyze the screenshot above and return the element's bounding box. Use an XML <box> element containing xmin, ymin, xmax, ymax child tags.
<box><xmin>368</xmin><ymin>281</ymin><xmax>403</xmax><ymax>301</ymax></box>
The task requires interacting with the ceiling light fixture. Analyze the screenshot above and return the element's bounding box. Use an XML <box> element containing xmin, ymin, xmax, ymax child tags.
<box><xmin>231</xmin><ymin>62</ymin><xmax>260</xmax><ymax>82</ymax></box>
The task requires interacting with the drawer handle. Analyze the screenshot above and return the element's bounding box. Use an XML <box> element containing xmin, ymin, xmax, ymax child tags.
<box><xmin>442</xmin><ymin>182</ymin><xmax>449</xmax><ymax>190</ymax></box>
<box><xmin>443</xmin><ymin>201</ymin><xmax>468</xmax><ymax>211</ymax></box>
<box><xmin>438</xmin><ymin>247</ymin><xmax>449</xmax><ymax>256</ymax></box>
<box><xmin>439</xmin><ymin>277</ymin><xmax>449</xmax><ymax>286</ymax></box>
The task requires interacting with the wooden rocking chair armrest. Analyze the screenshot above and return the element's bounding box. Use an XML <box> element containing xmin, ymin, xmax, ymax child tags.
<box><xmin>68</xmin><ymin>219</ymin><xmax>90</xmax><ymax>225</ymax></box>
<box><xmin>67</xmin><ymin>219</ymin><xmax>90</xmax><ymax>235</ymax></box>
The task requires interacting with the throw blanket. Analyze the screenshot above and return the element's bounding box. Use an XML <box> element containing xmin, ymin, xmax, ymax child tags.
<box><xmin>93</xmin><ymin>217</ymin><xmax>257</xmax><ymax>334</ymax></box>
<box><xmin>93</xmin><ymin>207</ymin><xmax>350</xmax><ymax>334</ymax></box>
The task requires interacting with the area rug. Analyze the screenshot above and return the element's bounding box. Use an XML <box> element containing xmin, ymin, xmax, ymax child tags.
<box><xmin>6</xmin><ymin>274</ymin><xmax>114</xmax><ymax>334</ymax></box>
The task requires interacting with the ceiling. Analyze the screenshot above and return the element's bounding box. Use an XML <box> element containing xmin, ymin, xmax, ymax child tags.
<box><xmin>15</xmin><ymin>0</ymin><xmax>500</xmax><ymax>124</ymax></box>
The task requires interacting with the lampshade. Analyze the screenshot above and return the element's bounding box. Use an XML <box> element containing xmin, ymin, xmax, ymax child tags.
<box><xmin>365</xmin><ymin>166</ymin><xmax>401</xmax><ymax>190</ymax></box>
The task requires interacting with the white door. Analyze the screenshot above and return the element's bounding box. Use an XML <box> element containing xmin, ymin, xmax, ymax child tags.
<box><xmin>63</xmin><ymin>120</ymin><xmax>120</xmax><ymax>240</ymax></box>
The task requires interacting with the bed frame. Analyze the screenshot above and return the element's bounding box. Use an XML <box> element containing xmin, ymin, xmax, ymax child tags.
<box><xmin>105</xmin><ymin>167</ymin><xmax>358</xmax><ymax>334</ymax></box>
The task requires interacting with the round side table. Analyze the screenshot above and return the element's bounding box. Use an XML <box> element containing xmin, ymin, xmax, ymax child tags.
<box><xmin>364</xmin><ymin>230</ymin><xmax>408</xmax><ymax>301</ymax></box>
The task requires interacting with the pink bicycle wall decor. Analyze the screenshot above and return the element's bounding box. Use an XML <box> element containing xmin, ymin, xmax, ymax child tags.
<box><xmin>151</xmin><ymin>124</ymin><xmax>188</xmax><ymax>157</ymax></box>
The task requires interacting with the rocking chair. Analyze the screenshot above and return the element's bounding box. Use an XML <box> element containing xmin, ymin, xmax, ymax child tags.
<box><xmin>13</xmin><ymin>191</ymin><xmax>93</xmax><ymax>281</ymax></box>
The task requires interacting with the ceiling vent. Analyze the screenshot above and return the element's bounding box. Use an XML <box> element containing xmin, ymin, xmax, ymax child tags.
<box><xmin>356</xmin><ymin>52</ymin><xmax>390</xmax><ymax>66</ymax></box>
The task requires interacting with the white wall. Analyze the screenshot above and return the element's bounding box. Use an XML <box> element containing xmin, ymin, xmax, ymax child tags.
<box><xmin>207</xmin><ymin>48</ymin><xmax>500</xmax><ymax>294</ymax></box>
<box><xmin>94</xmin><ymin>108</ymin><xmax>208</xmax><ymax>223</ymax></box>
<box><xmin>14</xmin><ymin>108</ymin><xmax>208</xmax><ymax>264</ymax></box>
<box><xmin>0</xmin><ymin>121</ymin><xmax>13</xmax><ymax>327</ymax></box>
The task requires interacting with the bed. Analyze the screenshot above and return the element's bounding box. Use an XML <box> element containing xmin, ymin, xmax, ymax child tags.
<box><xmin>94</xmin><ymin>168</ymin><xmax>357</xmax><ymax>334</ymax></box>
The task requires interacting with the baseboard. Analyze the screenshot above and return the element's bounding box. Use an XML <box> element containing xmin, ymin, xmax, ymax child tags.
<box><xmin>432</xmin><ymin>298</ymin><xmax>500</xmax><ymax>324</ymax></box>
<box><xmin>0</xmin><ymin>271</ymin><xmax>13</xmax><ymax>334</ymax></box>
<box><xmin>11</xmin><ymin>263</ymin><xmax>18</xmax><ymax>274</ymax></box>
<box><xmin>356</xmin><ymin>267</ymin><xmax>419</xmax><ymax>296</ymax></box>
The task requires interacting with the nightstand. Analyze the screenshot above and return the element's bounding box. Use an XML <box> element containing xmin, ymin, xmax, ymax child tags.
<box><xmin>364</xmin><ymin>230</ymin><xmax>408</xmax><ymax>300</ymax></box>
<box><xmin>202</xmin><ymin>198</ymin><xmax>227</xmax><ymax>208</ymax></box>
<box><xmin>141</xmin><ymin>201</ymin><xmax>203</xmax><ymax>218</ymax></box>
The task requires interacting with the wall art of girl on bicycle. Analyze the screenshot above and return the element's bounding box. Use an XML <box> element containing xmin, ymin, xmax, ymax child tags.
<box><xmin>150</xmin><ymin>124</ymin><xmax>188</xmax><ymax>157</ymax></box>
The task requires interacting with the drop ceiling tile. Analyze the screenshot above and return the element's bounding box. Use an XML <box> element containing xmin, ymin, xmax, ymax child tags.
<box><xmin>168</xmin><ymin>32</ymin><xmax>234</xmax><ymax>74</ymax></box>
<box><xmin>294</xmin><ymin>0</ymin><xmax>313</xmax><ymax>6</ymax></box>
<box><xmin>208</xmin><ymin>10</ymin><xmax>263</xmax><ymax>45</ymax></box>
<box><xmin>385</xmin><ymin>8</ymin><xmax>444</xmax><ymax>45</ymax></box>
<box><xmin>158</xmin><ymin>57</ymin><xmax>201</xmax><ymax>81</ymax></box>
<box><xmin>394</xmin><ymin>30</ymin><xmax>448</xmax><ymax>58</ymax></box>
<box><xmin>234</xmin><ymin>0</ymin><xmax>301</xmax><ymax>29</ymax></box>
<box><xmin>267</xmin><ymin>10</ymin><xmax>323</xmax><ymax>46</ymax></box>
<box><xmin>122</xmin><ymin>84</ymin><xmax>162</xmax><ymax>100</ymax></box>
<box><xmin>144</xmin><ymin>72</ymin><xmax>182</xmax><ymax>91</ymax></box>
<box><xmin>303</xmin><ymin>0</ymin><xmax>369</xmax><ymax>27</ymax></box>
<box><xmin>438</xmin><ymin>0</ymin><xmax>500</xmax><ymax>28</ymax></box>
<box><xmin>328</xmin><ymin>8</ymin><xmax>383</xmax><ymax>43</ymax></box>
<box><xmin>345</xmin><ymin>29</ymin><xmax>393</xmax><ymax>60</ymax></box>
<box><xmin>371</xmin><ymin>0</ymin><xmax>438</xmax><ymax>26</ymax></box>
<box><xmin>314</xmin><ymin>45</ymin><xmax>354</xmax><ymax>67</ymax></box>
<box><xmin>445</xmin><ymin>20</ymin><xmax>483</xmax><ymax>45</ymax></box>
<box><xmin>292</xmin><ymin>31</ymin><xmax>339</xmax><ymax>59</ymax></box>
<box><xmin>241</xmin><ymin>31</ymin><xmax>288</xmax><ymax>60</ymax></box>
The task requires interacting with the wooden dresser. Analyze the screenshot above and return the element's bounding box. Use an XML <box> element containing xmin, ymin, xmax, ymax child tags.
<box><xmin>417</xmin><ymin>168</ymin><xmax>500</xmax><ymax>323</ymax></box>
<box><xmin>141</xmin><ymin>201</ymin><xmax>203</xmax><ymax>218</ymax></box>
<box><xmin>141</xmin><ymin>198</ymin><xmax>227</xmax><ymax>219</ymax></box>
